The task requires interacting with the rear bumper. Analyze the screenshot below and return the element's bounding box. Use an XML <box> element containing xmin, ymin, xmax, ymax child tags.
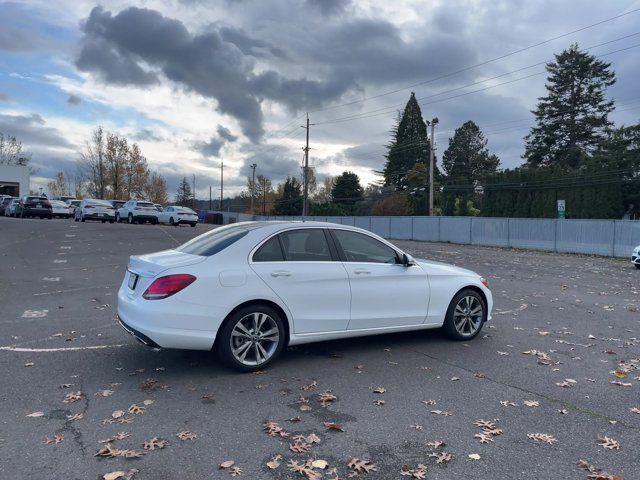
<box><xmin>133</xmin><ymin>215</ymin><xmax>158</xmax><ymax>221</ymax></box>
<box><xmin>117</xmin><ymin>285</ymin><xmax>218</xmax><ymax>350</ymax></box>
<box><xmin>84</xmin><ymin>213</ymin><xmax>115</xmax><ymax>220</ymax></box>
<box><xmin>23</xmin><ymin>208</ymin><xmax>52</xmax><ymax>216</ymax></box>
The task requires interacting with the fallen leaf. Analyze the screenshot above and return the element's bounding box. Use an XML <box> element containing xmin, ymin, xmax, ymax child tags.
<box><xmin>348</xmin><ymin>458</ymin><xmax>378</xmax><ymax>474</ymax></box>
<box><xmin>176</xmin><ymin>431</ymin><xmax>196</xmax><ymax>441</ymax></box>
<box><xmin>103</xmin><ymin>469</ymin><xmax>138</xmax><ymax>480</ymax></box>
<box><xmin>373</xmin><ymin>387</ymin><xmax>386</xmax><ymax>394</ymax></box>
<box><xmin>597</xmin><ymin>436</ymin><xmax>620</xmax><ymax>450</ymax></box>
<box><xmin>26</xmin><ymin>412</ymin><xmax>45</xmax><ymax>418</ymax></box>
<box><xmin>468</xmin><ymin>453</ymin><xmax>481</xmax><ymax>460</ymax></box>
<box><xmin>324</xmin><ymin>422</ymin><xmax>344</xmax><ymax>431</ymax></box>
<box><xmin>142</xmin><ymin>437</ymin><xmax>168</xmax><ymax>450</ymax></box>
<box><xmin>45</xmin><ymin>434</ymin><xmax>64</xmax><ymax>445</ymax></box>
<box><xmin>527</xmin><ymin>433</ymin><xmax>557</xmax><ymax>444</ymax></box>
<box><xmin>266</xmin><ymin>454</ymin><xmax>282</xmax><ymax>470</ymax></box>
<box><xmin>220</xmin><ymin>460</ymin><xmax>235</xmax><ymax>469</ymax></box>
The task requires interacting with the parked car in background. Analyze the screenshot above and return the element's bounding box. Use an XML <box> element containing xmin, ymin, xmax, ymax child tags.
<box><xmin>117</xmin><ymin>200</ymin><xmax>159</xmax><ymax>224</ymax></box>
<box><xmin>50</xmin><ymin>200</ymin><xmax>72</xmax><ymax>218</ymax></box>
<box><xmin>632</xmin><ymin>245</ymin><xmax>640</xmax><ymax>269</ymax></box>
<box><xmin>109</xmin><ymin>200</ymin><xmax>127</xmax><ymax>211</ymax></box>
<box><xmin>0</xmin><ymin>197</ymin><xmax>15</xmax><ymax>216</ymax></box>
<box><xmin>66</xmin><ymin>199</ymin><xmax>81</xmax><ymax>216</ymax></box>
<box><xmin>157</xmin><ymin>206</ymin><xmax>198</xmax><ymax>227</ymax></box>
<box><xmin>52</xmin><ymin>195</ymin><xmax>76</xmax><ymax>203</ymax></box>
<box><xmin>118</xmin><ymin>222</ymin><xmax>492</xmax><ymax>371</ymax></box>
<box><xmin>75</xmin><ymin>199</ymin><xmax>116</xmax><ymax>223</ymax></box>
<box><xmin>5</xmin><ymin>198</ymin><xmax>20</xmax><ymax>217</ymax></box>
<box><xmin>16</xmin><ymin>195</ymin><xmax>52</xmax><ymax>219</ymax></box>
<box><xmin>154</xmin><ymin>204</ymin><xmax>163</xmax><ymax>212</ymax></box>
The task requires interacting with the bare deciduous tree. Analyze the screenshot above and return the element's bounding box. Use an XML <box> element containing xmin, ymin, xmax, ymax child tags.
<box><xmin>80</xmin><ymin>127</ymin><xmax>107</xmax><ymax>198</ymax></box>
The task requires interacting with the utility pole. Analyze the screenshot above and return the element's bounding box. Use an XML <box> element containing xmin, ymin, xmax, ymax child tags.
<box><xmin>209</xmin><ymin>185</ymin><xmax>212</xmax><ymax>211</ymax></box>
<box><xmin>250</xmin><ymin>163</ymin><xmax>257</xmax><ymax>214</ymax></box>
<box><xmin>428</xmin><ymin>117</ymin><xmax>438</xmax><ymax>216</ymax></box>
<box><xmin>220</xmin><ymin>161</ymin><xmax>224</xmax><ymax>211</ymax></box>
<box><xmin>262</xmin><ymin>176</ymin><xmax>267</xmax><ymax>216</ymax></box>
<box><xmin>301</xmin><ymin>113</ymin><xmax>314</xmax><ymax>217</ymax></box>
<box><xmin>192</xmin><ymin>174</ymin><xmax>196</xmax><ymax>209</ymax></box>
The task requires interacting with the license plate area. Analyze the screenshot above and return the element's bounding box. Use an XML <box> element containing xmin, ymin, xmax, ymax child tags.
<box><xmin>128</xmin><ymin>272</ymin><xmax>138</xmax><ymax>290</ymax></box>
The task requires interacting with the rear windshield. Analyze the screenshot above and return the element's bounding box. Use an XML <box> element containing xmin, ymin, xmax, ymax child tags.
<box><xmin>177</xmin><ymin>207</ymin><xmax>196</xmax><ymax>213</ymax></box>
<box><xmin>137</xmin><ymin>202</ymin><xmax>154</xmax><ymax>207</ymax></box>
<box><xmin>176</xmin><ymin>224</ymin><xmax>254</xmax><ymax>256</ymax></box>
<box><xmin>87</xmin><ymin>199</ymin><xmax>112</xmax><ymax>206</ymax></box>
<box><xmin>27</xmin><ymin>197</ymin><xmax>47</xmax><ymax>201</ymax></box>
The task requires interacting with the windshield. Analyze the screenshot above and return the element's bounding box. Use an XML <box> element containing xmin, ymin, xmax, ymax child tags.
<box><xmin>176</xmin><ymin>224</ymin><xmax>258</xmax><ymax>256</ymax></box>
<box><xmin>137</xmin><ymin>202</ymin><xmax>154</xmax><ymax>207</ymax></box>
<box><xmin>177</xmin><ymin>207</ymin><xmax>196</xmax><ymax>214</ymax></box>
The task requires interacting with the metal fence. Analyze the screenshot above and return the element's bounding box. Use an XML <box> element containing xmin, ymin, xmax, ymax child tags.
<box><xmin>240</xmin><ymin>215</ymin><xmax>638</xmax><ymax>258</ymax></box>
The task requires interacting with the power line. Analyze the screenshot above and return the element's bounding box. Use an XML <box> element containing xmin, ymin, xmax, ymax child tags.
<box><xmin>308</xmin><ymin>8</ymin><xmax>640</xmax><ymax>115</ymax></box>
<box><xmin>315</xmin><ymin>41</ymin><xmax>640</xmax><ymax>126</ymax></box>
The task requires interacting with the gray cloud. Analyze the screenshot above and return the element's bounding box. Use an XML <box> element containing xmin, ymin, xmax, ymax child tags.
<box><xmin>67</xmin><ymin>94</ymin><xmax>82</xmax><ymax>105</ymax></box>
<box><xmin>0</xmin><ymin>113</ymin><xmax>73</xmax><ymax>149</ymax></box>
<box><xmin>133</xmin><ymin>128</ymin><xmax>163</xmax><ymax>142</ymax></box>
<box><xmin>216</xmin><ymin>125</ymin><xmax>238</xmax><ymax>142</ymax></box>
<box><xmin>0</xmin><ymin>92</ymin><xmax>9</xmax><ymax>102</ymax></box>
<box><xmin>219</xmin><ymin>25</ymin><xmax>288</xmax><ymax>59</ymax></box>
<box><xmin>194</xmin><ymin>137</ymin><xmax>225</xmax><ymax>157</ymax></box>
<box><xmin>239</xmin><ymin>144</ymin><xmax>301</xmax><ymax>183</ymax></box>
<box><xmin>75</xmin><ymin>6</ymin><xmax>355</xmax><ymax>142</ymax></box>
<box><xmin>306</xmin><ymin>0</ymin><xmax>352</xmax><ymax>16</ymax></box>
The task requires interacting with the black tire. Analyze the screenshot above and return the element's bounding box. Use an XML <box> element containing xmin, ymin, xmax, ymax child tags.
<box><xmin>216</xmin><ymin>305</ymin><xmax>286</xmax><ymax>372</ymax></box>
<box><xmin>169</xmin><ymin>217</ymin><xmax>175</xmax><ymax>226</ymax></box>
<box><xmin>74</xmin><ymin>216</ymin><xmax>79</xmax><ymax>222</ymax></box>
<box><xmin>190</xmin><ymin>223</ymin><xmax>196</xmax><ymax>227</ymax></box>
<box><xmin>109</xmin><ymin>220</ymin><xmax>114</xmax><ymax>224</ymax></box>
<box><xmin>442</xmin><ymin>288</ymin><xmax>486</xmax><ymax>341</ymax></box>
<box><xmin>635</xmin><ymin>264</ymin><xmax>640</xmax><ymax>270</ymax></box>
<box><xmin>101</xmin><ymin>220</ymin><xmax>106</xmax><ymax>223</ymax></box>
<box><xmin>81</xmin><ymin>215</ymin><xmax>85</xmax><ymax>222</ymax></box>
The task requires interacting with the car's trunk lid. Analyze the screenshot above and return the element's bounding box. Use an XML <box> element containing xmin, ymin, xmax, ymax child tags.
<box><xmin>128</xmin><ymin>250</ymin><xmax>206</xmax><ymax>278</ymax></box>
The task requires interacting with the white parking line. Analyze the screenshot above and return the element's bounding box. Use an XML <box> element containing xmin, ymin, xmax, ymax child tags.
<box><xmin>21</xmin><ymin>310</ymin><xmax>48</xmax><ymax>318</ymax></box>
<box><xmin>494</xmin><ymin>303</ymin><xmax>529</xmax><ymax>315</ymax></box>
<box><xmin>65</xmin><ymin>234</ymin><xmax>76</xmax><ymax>238</ymax></box>
<box><xmin>53</xmin><ymin>259</ymin><xmax>67</xmax><ymax>263</ymax></box>
<box><xmin>42</xmin><ymin>277</ymin><xmax>61</xmax><ymax>282</ymax></box>
<box><xmin>60</xmin><ymin>246</ymin><xmax>71</xmax><ymax>249</ymax></box>
<box><xmin>0</xmin><ymin>344</ymin><xmax>127</xmax><ymax>353</ymax></box>
<box><xmin>33</xmin><ymin>285</ymin><xmax>113</xmax><ymax>296</ymax></box>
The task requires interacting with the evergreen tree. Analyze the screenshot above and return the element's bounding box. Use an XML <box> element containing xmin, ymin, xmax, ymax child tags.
<box><xmin>441</xmin><ymin>121</ymin><xmax>499</xmax><ymax>215</ymax></box>
<box><xmin>174</xmin><ymin>176</ymin><xmax>192</xmax><ymax>207</ymax></box>
<box><xmin>524</xmin><ymin>44</ymin><xmax>615</xmax><ymax>168</ymax></box>
<box><xmin>331</xmin><ymin>171</ymin><xmax>363</xmax><ymax>207</ymax></box>
<box><xmin>272</xmin><ymin>177</ymin><xmax>302</xmax><ymax>215</ymax></box>
<box><xmin>382</xmin><ymin>93</ymin><xmax>431</xmax><ymax>189</ymax></box>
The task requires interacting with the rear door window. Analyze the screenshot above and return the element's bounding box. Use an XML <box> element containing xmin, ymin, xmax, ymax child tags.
<box><xmin>279</xmin><ymin>229</ymin><xmax>332</xmax><ymax>262</ymax></box>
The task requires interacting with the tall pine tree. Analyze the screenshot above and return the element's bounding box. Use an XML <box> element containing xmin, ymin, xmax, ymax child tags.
<box><xmin>441</xmin><ymin>121</ymin><xmax>500</xmax><ymax>215</ymax></box>
<box><xmin>524</xmin><ymin>44</ymin><xmax>615</xmax><ymax>168</ymax></box>
<box><xmin>174</xmin><ymin>176</ymin><xmax>192</xmax><ymax>207</ymax></box>
<box><xmin>382</xmin><ymin>93</ymin><xmax>431</xmax><ymax>189</ymax></box>
<box><xmin>272</xmin><ymin>177</ymin><xmax>303</xmax><ymax>215</ymax></box>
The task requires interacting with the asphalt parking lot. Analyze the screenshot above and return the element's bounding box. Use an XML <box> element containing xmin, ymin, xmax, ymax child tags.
<box><xmin>0</xmin><ymin>216</ymin><xmax>638</xmax><ymax>480</ymax></box>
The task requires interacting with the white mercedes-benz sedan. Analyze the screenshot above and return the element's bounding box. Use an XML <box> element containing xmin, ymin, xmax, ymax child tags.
<box><xmin>118</xmin><ymin>222</ymin><xmax>492</xmax><ymax>371</ymax></box>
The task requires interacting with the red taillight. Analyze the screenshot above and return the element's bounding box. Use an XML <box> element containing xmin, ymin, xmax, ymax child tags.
<box><xmin>481</xmin><ymin>277</ymin><xmax>489</xmax><ymax>288</ymax></box>
<box><xmin>142</xmin><ymin>274</ymin><xmax>196</xmax><ymax>300</ymax></box>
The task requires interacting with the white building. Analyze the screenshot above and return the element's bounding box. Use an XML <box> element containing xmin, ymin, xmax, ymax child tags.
<box><xmin>0</xmin><ymin>164</ymin><xmax>30</xmax><ymax>197</ymax></box>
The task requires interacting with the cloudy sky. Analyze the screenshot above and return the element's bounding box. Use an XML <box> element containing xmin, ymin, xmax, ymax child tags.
<box><xmin>1</xmin><ymin>0</ymin><xmax>639</xmax><ymax>198</ymax></box>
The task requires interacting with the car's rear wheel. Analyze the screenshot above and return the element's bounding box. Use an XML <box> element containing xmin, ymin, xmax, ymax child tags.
<box><xmin>217</xmin><ymin>305</ymin><xmax>286</xmax><ymax>372</ymax></box>
<box><xmin>442</xmin><ymin>289</ymin><xmax>486</xmax><ymax>341</ymax></box>
<box><xmin>190</xmin><ymin>223</ymin><xmax>196</xmax><ymax>227</ymax></box>
<box><xmin>635</xmin><ymin>264</ymin><xmax>640</xmax><ymax>270</ymax></box>
<box><xmin>81</xmin><ymin>215</ymin><xmax>85</xmax><ymax>222</ymax></box>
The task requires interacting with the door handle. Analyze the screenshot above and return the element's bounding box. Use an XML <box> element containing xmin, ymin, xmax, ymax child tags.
<box><xmin>270</xmin><ymin>270</ymin><xmax>292</xmax><ymax>277</ymax></box>
<box><xmin>353</xmin><ymin>269</ymin><xmax>371</xmax><ymax>275</ymax></box>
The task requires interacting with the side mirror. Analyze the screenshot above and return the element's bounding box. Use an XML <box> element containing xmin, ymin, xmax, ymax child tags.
<box><xmin>402</xmin><ymin>253</ymin><xmax>416</xmax><ymax>267</ymax></box>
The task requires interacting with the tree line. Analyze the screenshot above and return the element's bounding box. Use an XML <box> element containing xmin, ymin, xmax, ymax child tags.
<box><xmin>236</xmin><ymin>43</ymin><xmax>638</xmax><ymax>219</ymax></box>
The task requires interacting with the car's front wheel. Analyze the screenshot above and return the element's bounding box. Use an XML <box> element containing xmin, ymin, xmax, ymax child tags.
<box><xmin>128</xmin><ymin>213</ymin><xmax>134</xmax><ymax>224</ymax></box>
<box><xmin>217</xmin><ymin>305</ymin><xmax>286</xmax><ymax>372</ymax></box>
<box><xmin>442</xmin><ymin>289</ymin><xmax>486</xmax><ymax>341</ymax></box>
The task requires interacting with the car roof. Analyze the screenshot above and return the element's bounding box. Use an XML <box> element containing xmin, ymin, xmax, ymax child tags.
<box><xmin>236</xmin><ymin>220</ymin><xmax>374</xmax><ymax>237</ymax></box>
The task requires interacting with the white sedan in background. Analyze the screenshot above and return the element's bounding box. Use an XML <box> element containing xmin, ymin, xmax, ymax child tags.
<box><xmin>118</xmin><ymin>222</ymin><xmax>492</xmax><ymax>371</ymax></box>
<box><xmin>74</xmin><ymin>199</ymin><xmax>116</xmax><ymax>223</ymax></box>
<box><xmin>50</xmin><ymin>200</ymin><xmax>72</xmax><ymax>218</ymax></box>
<box><xmin>632</xmin><ymin>245</ymin><xmax>640</xmax><ymax>269</ymax></box>
<box><xmin>157</xmin><ymin>206</ymin><xmax>198</xmax><ymax>227</ymax></box>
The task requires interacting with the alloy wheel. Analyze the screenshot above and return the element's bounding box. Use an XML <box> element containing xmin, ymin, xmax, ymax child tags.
<box><xmin>229</xmin><ymin>312</ymin><xmax>280</xmax><ymax>366</ymax></box>
<box><xmin>453</xmin><ymin>295</ymin><xmax>483</xmax><ymax>337</ymax></box>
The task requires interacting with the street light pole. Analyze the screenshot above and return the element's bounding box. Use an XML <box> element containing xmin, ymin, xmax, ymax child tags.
<box><xmin>220</xmin><ymin>161</ymin><xmax>224</xmax><ymax>211</ymax></box>
<box><xmin>250</xmin><ymin>163</ymin><xmax>257</xmax><ymax>214</ymax></box>
<box><xmin>428</xmin><ymin>117</ymin><xmax>438</xmax><ymax>216</ymax></box>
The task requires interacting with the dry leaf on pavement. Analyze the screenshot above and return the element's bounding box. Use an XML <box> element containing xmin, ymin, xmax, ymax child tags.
<box><xmin>103</xmin><ymin>469</ymin><xmax>138</xmax><ymax>480</ymax></box>
<box><xmin>176</xmin><ymin>431</ymin><xmax>196</xmax><ymax>441</ymax></box>
<box><xmin>45</xmin><ymin>435</ymin><xmax>64</xmax><ymax>445</ymax></box>
<box><xmin>348</xmin><ymin>458</ymin><xmax>378</xmax><ymax>474</ymax></box>
<box><xmin>527</xmin><ymin>433</ymin><xmax>557</xmax><ymax>444</ymax></box>
<box><xmin>597</xmin><ymin>436</ymin><xmax>620</xmax><ymax>450</ymax></box>
<box><xmin>142</xmin><ymin>437</ymin><xmax>168</xmax><ymax>450</ymax></box>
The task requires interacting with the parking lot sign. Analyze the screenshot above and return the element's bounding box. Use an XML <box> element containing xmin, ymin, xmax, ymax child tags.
<box><xmin>557</xmin><ymin>199</ymin><xmax>566</xmax><ymax>219</ymax></box>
